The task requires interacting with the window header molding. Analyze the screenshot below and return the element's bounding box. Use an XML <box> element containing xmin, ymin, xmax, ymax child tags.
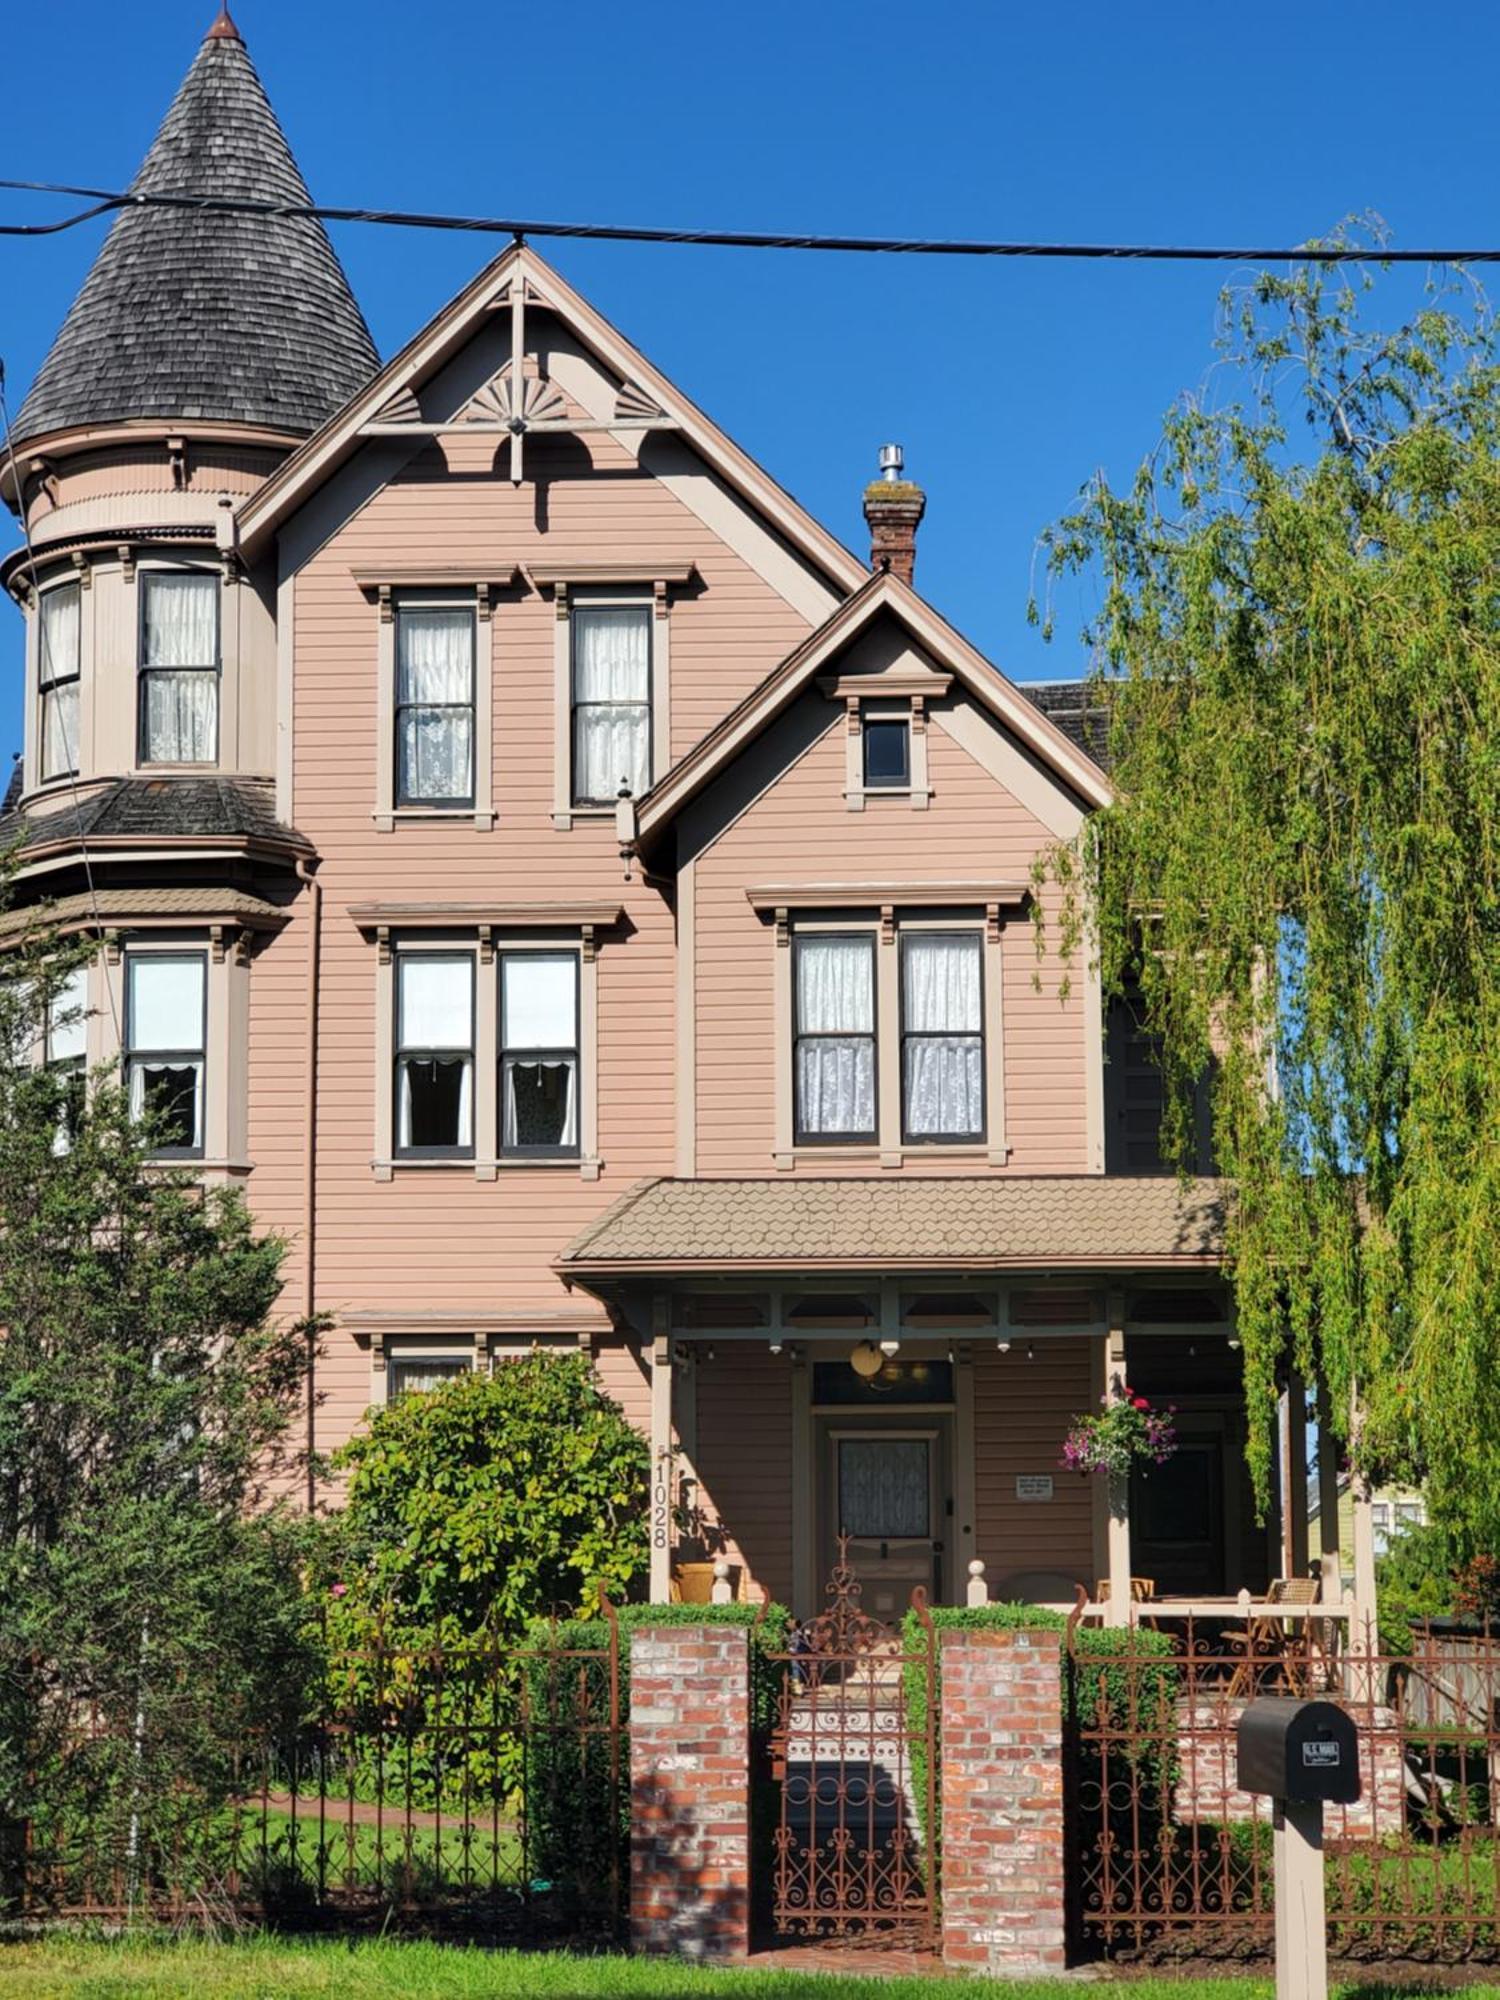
<box><xmin>748</xmin><ymin>880</ymin><xmax>1029</xmax><ymax>923</ymax></box>
<box><xmin>525</xmin><ymin>561</ymin><xmax>697</xmax><ymax>589</ymax></box>
<box><xmin>817</xmin><ymin>670</ymin><xmax>952</xmax><ymax>702</ymax></box>
<box><xmin>351</xmin><ymin>901</ymin><xmax>622</xmax><ymax>968</ymax></box>
<box><xmin>353</xmin><ymin>565</ymin><xmax>521</xmax><ymax>620</ymax></box>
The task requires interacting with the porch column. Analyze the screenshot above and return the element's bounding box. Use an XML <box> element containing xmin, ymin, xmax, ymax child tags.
<box><xmin>1281</xmin><ymin>1369</ymin><xmax>1310</xmax><ymax>1580</ymax></box>
<box><xmin>1104</xmin><ymin>1294</ymin><xmax>1131</xmax><ymax>1628</ymax></box>
<box><xmin>649</xmin><ymin>1323</ymin><xmax>674</xmax><ymax>1604</ymax></box>
<box><xmin>1347</xmin><ymin>1382</ymin><xmax>1379</xmax><ymax>1701</ymax></box>
<box><xmin>1315</xmin><ymin>1383</ymin><xmax>1344</xmax><ymax>1606</ymax></box>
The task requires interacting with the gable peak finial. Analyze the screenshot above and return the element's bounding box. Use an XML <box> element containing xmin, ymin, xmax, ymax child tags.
<box><xmin>206</xmin><ymin>5</ymin><xmax>242</xmax><ymax>40</ymax></box>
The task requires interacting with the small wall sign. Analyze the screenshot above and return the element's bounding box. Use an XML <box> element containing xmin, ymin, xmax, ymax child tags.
<box><xmin>1015</xmin><ymin>1474</ymin><xmax>1054</xmax><ymax>1502</ymax></box>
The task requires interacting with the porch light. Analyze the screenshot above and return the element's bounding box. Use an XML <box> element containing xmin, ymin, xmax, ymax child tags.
<box><xmin>850</xmin><ymin>1340</ymin><xmax>883</xmax><ymax>1379</ymax></box>
<box><xmin>996</xmin><ymin>1338</ymin><xmax>1012</xmax><ymax>1353</ymax></box>
<box><xmin>879</xmin><ymin>1338</ymin><xmax>900</xmax><ymax>1357</ymax></box>
<box><xmin>768</xmin><ymin>1339</ymin><xmax>783</xmax><ymax>1355</ymax></box>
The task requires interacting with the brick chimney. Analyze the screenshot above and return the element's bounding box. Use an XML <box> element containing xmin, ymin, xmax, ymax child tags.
<box><xmin>863</xmin><ymin>443</ymin><xmax>926</xmax><ymax>586</ymax></box>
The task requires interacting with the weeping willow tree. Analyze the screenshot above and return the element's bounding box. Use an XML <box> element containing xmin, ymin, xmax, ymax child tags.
<box><xmin>1036</xmin><ymin>244</ymin><xmax>1500</xmax><ymax>1547</ymax></box>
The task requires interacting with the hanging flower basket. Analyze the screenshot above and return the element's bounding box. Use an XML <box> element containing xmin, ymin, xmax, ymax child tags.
<box><xmin>1061</xmin><ymin>1388</ymin><xmax>1178</xmax><ymax>1479</ymax></box>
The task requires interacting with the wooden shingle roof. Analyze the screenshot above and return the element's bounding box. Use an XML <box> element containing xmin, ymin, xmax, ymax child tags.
<box><xmin>13</xmin><ymin>13</ymin><xmax>377</xmax><ymax>449</ymax></box>
<box><xmin>558</xmin><ymin>1176</ymin><xmax>1228</xmax><ymax>1274</ymax></box>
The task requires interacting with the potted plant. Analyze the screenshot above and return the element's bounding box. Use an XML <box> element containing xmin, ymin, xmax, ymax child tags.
<box><xmin>1061</xmin><ymin>1388</ymin><xmax>1178</xmax><ymax>1479</ymax></box>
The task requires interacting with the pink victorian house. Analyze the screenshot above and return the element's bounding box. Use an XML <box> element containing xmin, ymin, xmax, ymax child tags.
<box><xmin>2</xmin><ymin>12</ymin><xmax>1350</xmax><ymax>1630</ymax></box>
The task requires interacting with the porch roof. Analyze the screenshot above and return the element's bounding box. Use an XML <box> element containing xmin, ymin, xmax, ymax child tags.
<box><xmin>556</xmin><ymin>1175</ymin><xmax>1228</xmax><ymax>1277</ymax></box>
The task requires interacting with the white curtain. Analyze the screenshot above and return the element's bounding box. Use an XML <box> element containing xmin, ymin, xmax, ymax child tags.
<box><xmin>573</xmin><ymin>607</ymin><xmax>650</xmax><ymax>801</ymax></box>
<box><xmin>502</xmin><ymin>953</ymin><xmax>576</xmax><ymax>1049</ymax></box>
<box><xmin>502</xmin><ymin>1058</ymin><xmax>577</xmax><ymax>1149</ymax></box>
<box><xmin>397</xmin><ymin>956</ymin><xmax>473</xmax><ymax>1148</ymax></box>
<box><xmin>40</xmin><ymin>586</ymin><xmax>81</xmax><ymax>779</ymax></box>
<box><xmin>796</xmin><ymin>937</ymin><xmax>874</xmax><ymax>1134</ymax></box>
<box><xmin>143</xmin><ymin>672</ymin><xmax>217</xmax><ymax>764</ymax></box>
<box><xmin>47</xmin><ymin>966</ymin><xmax>88</xmax><ymax>1064</ymax></box>
<box><xmin>903</xmin><ymin>934</ymin><xmax>982</xmax><ymax>1137</ymax></box>
<box><xmin>129</xmin><ymin>955</ymin><xmax>204</xmax><ymax>1052</ymax></box>
<box><xmin>398</xmin><ymin>608</ymin><xmax>473</xmax><ymax>801</ymax></box>
<box><xmin>389</xmin><ymin>1355</ymin><xmax>470</xmax><ymax>1397</ymax></box>
<box><xmin>143</xmin><ymin>574</ymin><xmax>217</xmax><ymax>666</ymax></box>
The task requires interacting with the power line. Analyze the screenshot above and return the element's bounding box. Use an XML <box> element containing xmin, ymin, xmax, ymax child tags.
<box><xmin>0</xmin><ymin>178</ymin><xmax>1495</xmax><ymax>263</ymax></box>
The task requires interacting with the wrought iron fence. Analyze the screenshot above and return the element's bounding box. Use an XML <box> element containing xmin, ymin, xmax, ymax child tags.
<box><xmin>9</xmin><ymin>1617</ymin><xmax>625</xmax><ymax>1939</ymax></box>
<box><xmin>1065</xmin><ymin>1612</ymin><xmax>1500</xmax><ymax>1966</ymax></box>
<box><xmin>760</xmin><ymin>1545</ymin><xmax>938</xmax><ymax>1947</ymax></box>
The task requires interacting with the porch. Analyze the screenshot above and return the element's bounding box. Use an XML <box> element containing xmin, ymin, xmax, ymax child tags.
<box><xmin>556</xmin><ymin>1177</ymin><xmax>1381</xmax><ymax>1637</ymax></box>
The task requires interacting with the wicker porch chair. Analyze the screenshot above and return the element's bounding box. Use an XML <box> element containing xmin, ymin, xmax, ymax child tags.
<box><xmin>1225</xmin><ymin>1576</ymin><xmax>1320</xmax><ymax>1697</ymax></box>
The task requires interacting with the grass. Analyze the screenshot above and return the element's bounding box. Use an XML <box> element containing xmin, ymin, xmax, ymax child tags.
<box><xmin>0</xmin><ymin>1939</ymin><xmax>1495</xmax><ymax>1999</ymax></box>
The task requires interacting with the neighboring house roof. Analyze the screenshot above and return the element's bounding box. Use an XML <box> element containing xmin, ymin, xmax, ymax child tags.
<box><xmin>1020</xmin><ymin>680</ymin><xmax>1112</xmax><ymax>770</ymax></box>
<box><xmin>634</xmin><ymin>571</ymin><xmax>1113</xmax><ymax>848</ymax></box>
<box><xmin>234</xmin><ymin>239</ymin><xmax>867</xmax><ymax>594</ymax></box>
<box><xmin>557</xmin><ymin>1175</ymin><xmax>1228</xmax><ymax>1275</ymax></box>
<box><xmin>0</xmin><ymin>777</ymin><xmax>307</xmax><ymax>855</ymax></box>
<box><xmin>11</xmin><ymin>12</ymin><xmax>377</xmax><ymax>452</ymax></box>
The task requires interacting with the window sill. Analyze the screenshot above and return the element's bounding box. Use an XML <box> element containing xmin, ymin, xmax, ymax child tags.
<box><xmin>844</xmin><ymin>788</ymin><xmax>932</xmax><ymax>812</ymax></box>
<box><xmin>774</xmin><ymin>1143</ymin><xmax>1008</xmax><ymax>1171</ymax></box>
<box><xmin>551</xmin><ymin>806</ymin><xmax>616</xmax><ymax>831</ymax></box>
<box><xmin>375</xmin><ymin>1156</ymin><xmax>602</xmax><ymax>1182</ymax></box>
<box><xmin>373</xmin><ymin>807</ymin><xmax>496</xmax><ymax>833</ymax></box>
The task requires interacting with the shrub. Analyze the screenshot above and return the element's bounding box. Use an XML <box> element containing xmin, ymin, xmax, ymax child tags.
<box><xmin>1376</xmin><ymin>1520</ymin><xmax>1457</xmax><ymax>1653</ymax></box>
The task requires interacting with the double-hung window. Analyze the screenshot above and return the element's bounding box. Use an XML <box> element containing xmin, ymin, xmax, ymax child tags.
<box><xmin>901</xmin><ymin>931</ymin><xmax>984</xmax><ymax>1142</ymax></box>
<box><xmin>501</xmin><ymin>952</ymin><xmax>579</xmax><ymax>1157</ymax></box>
<box><xmin>139</xmin><ymin>572</ymin><xmax>218</xmax><ymax>765</ymax></box>
<box><xmin>395</xmin><ymin>954</ymin><xmax>474</xmax><ymax>1156</ymax></box>
<box><xmin>794</xmin><ymin>934</ymin><xmax>876</xmax><ymax>1143</ymax></box>
<box><xmin>126</xmin><ymin>953</ymin><xmax>206</xmax><ymax>1157</ymax></box>
<box><xmin>45</xmin><ymin>964</ymin><xmax>88</xmax><ymax>1148</ymax></box>
<box><xmin>387</xmin><ymin>1342</ymin><xmax>473</xmax><ymax>1399</ymax></box>
<box><xmin>38</xmin><ymin>583</ymin><xmax>81</xmax><ymax>782</ymax></box>
<box><xmin>396</xmin><ymin>603</ymin><xmax>475</xmax><ymax>807</ymax></box>
<box><xmin>572</xmin><ymin>604</ymin><xmax>651</xmax><ymax>804</ymax></box>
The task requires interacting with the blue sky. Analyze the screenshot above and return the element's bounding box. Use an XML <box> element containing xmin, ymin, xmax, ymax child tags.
<box><xmin>0</xmin><ymin>0</ymin><xmax>1493</xmax><ymax>763</ymax></box>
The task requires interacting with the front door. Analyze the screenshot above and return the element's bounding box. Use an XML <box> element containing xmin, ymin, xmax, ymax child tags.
<box><xmin>821</xmin><ymin>1424</ymin><xmax>946</xmax><ymax>1619</ymax></box>
<box><xmin>1129</xmin><ymin>1429</ymin><xmax>1227</xmax><ymax>1596</ymax></box>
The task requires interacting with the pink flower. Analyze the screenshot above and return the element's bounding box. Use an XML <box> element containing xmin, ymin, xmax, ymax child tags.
<box><xmin>331</xmin><ymin>1582</ymin><xmax>347</xmax><ymax>1598</ymax></box>
<box><xmin>1132</xmin><ymin>1396</ymin><xmax>1150</xmax><ymax>1411</ymax></box>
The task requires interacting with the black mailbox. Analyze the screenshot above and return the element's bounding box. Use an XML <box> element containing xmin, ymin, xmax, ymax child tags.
<box><xmin>1236</xmin><ymin>1697</ymin><xmax>1361</xmax><ymax>1805</ymax></box>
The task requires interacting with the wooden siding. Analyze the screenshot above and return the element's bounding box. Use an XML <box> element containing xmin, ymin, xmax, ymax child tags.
<box><xmin>692</xmin><ymin>1346</ymin><xmax>794</xmax><ymax>1606</ymax></box>
<box><xmin>691</xmin><ymin>698</ymin><xmax>1091</xmax><ymax>1175</ymax></box>
<box><xmin>972</xmin><ymin>1339</ymin><xmax>1095</xmax><ymax>1592</ymax></box>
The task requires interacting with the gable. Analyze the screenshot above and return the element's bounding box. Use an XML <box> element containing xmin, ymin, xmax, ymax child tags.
<box><xmin>236</xmin><ymin>244</ymin><xmax>864</xmax><ymax>624</ymax></box>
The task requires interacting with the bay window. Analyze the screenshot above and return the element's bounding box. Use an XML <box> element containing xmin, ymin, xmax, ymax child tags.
<box><xmin>139</xmin><ymin>572</ymin><xmax>218</xmax><ymax>765</ymax></box>
<box><xmin>572</xmin><ymin>604</ymin><xmax>651</xmax><ymax>804</ymax></box>
<box><xmin>396</xmin><ymin>603</ymin><xmax>475</xmax><ymax>807</ymax></box>
<box><xmin>126</xmin><ymin>952</ymin><xmax>206</xmax><ymax>1157</ymax></box>
<box><xmin>38</xmin><ymin>582</ymin><xmax>81</xmax><ymax>782</ymax></box>
<box><xmin>900</xmin><ymin>931</ymin><xmax>984</xmax><ymax>1142</ymax></box>
<box><xmin>395</xmin><ymin>954</ymin><xmax>474</xmax><ymax>1157</ymax></box>
<box><xmin>501</xmin><ymin>952</ymin><xmax>579</xmax><ymax>1157</ymax></box>
<box><xmin>794</xmin><ymin>934</ymin><xmax>876</xmax><ymax>1142</ymax></box>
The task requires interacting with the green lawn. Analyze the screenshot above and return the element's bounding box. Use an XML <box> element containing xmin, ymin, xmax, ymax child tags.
<box><xmin>0</xmin><ymin>1940</ymin><xmax>1493</xmax><ymax>2000</ymax></box>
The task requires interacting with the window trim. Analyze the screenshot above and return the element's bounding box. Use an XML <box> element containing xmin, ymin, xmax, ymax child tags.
<box><xmin>371</xmin><ymin>586</ymin><xmax>494</xmax><ymax>832</ymax></box>
<box><xmin>569</xmin><ymin>598</ymin><xmax>654</xmax><ymax>809</ymax></box>
<box><xmin>393</xmin><ymin>950</ymin><xmax>477</xmax><ymax>1162</ymax></box>
<box><xmin>500</xmin><ymin>949</ymin><xmax>581</xmax><ymax>1160</ymax></box>
<box><xmin>136</xmin><ymin>568</ymin><xmax>221</xmax><ymax>769</ymax></box>
<box><xmin>792</xmin><ymin>930</ymin><xmax>879</xmax><ymax>1148</ymax></box>
<box><xmin>394</xmin><ymin>599</ymin><xmax>477</xmax><ymax>811</ymax></box>
<box><xmin>37</xmin><ymin>580</ymin><xmax>82</xmax><ymax>783</ymax></box>
<box><xmin>551</xmin><ymin>582</ymin><xmax>673</xmax><ymax>831</ymax></box>
<box><xmin>898</xmin><ymin>929</ymin><xmax>986</xmax><ymax>1146</ymax></box>
<box><xmin>378</xmin><ymin>1335</ymin><xmax>477</xmax><ymax>1404</ymax></box>
<box><xmin>125</xmin><ymin>947</ymin><xmax>209</xmax><ymax>1160</ymax></box>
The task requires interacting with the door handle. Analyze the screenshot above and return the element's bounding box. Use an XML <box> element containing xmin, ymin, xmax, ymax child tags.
<box><xmin>932</xmin><ymin>1540</ymin><xmax>945</xmax><ymax>1554</ymax></box>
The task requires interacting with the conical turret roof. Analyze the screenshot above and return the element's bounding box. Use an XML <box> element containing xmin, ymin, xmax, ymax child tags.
<box><xmin>13</xmin><ymin>10</ymin><xmax>379</xmax><ymax>448</ymax></box>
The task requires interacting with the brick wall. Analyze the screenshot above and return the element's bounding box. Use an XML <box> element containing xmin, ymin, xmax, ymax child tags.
<box><xmin>940</xmin><ymin>1627</ymin><xmax>1067</xmax><ymax>1974</ymax></box>
<box><xmin>628</xmin><ymin>1625</ymin><xmax>750</xmax><ymax>1959</ymax></box>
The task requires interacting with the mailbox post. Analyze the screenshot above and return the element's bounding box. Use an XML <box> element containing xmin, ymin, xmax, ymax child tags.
<box><xmin>1236</xmin><ymin>1698</ymin><xmax>1360</xmax><ymax>2000</ymax></box>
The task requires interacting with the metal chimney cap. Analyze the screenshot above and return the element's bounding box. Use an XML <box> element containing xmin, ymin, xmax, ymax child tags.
<box><xmin>878</xmin><ymin>443</ymin><xmax>904</xmax><ymax>482</ymax></box>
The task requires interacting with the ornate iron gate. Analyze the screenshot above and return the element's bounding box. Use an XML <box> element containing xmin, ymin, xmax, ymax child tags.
<box><xmin>763</xmin><ymin>1542</ymin><xmax>938</xmax><ymax>1946</ymax></box>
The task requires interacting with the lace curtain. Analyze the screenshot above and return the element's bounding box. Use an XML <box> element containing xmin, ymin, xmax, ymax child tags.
<box><xmin>141</xmin><ymin>574</ymin><xmax>217</xmax><ymax>763</ymax></box>
<box><xmin>39</xmin><ymin>586</ymin><xmax>80</xmax><ymax>780</ymax></box>
<box><xmin>904</xmin><ymin>934</ymin><xmax>982</xmax><ymax>1137</ymax></box>
<box><xmin>838</xmin><ymin>1438</ymin><xmax>930</xmax><ymax>1539</ymax></box>
<box><xmin>796</xmin><ymin>937</ymin><xmax>875</xmax><ymax>1135</ymax></box>
<box><xmin>398</xmin><ymin>608</ymin><xmax>474</xmax><ymax>802</ymax></box>
<box><xmin>573</xmin><ymin>607</ymin><xmax>650</xmax><ymax>802</ymax></box>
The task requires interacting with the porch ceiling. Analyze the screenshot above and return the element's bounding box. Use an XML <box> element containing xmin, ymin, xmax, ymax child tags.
<box><xmin>556</xmin><ymin>1174</ymin><xmax>1228</xmax><ymax>1278</ymax></box>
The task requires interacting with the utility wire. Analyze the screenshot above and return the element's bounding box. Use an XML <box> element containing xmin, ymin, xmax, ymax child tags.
<box><xmin>0</xmin><ymin>177</ymin><xmax>1495</xmax><ymax>263</ymax></box>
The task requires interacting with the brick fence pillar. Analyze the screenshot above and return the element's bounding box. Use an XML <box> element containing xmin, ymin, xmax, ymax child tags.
<box><xmin>940</xmin><ymin>1626</ymin><xmax>1067</xmax><ymax>1974</ymax></box>
<box><xmin>629</xmin><ymin>1623</ymin><xmax>750</xmax><ymax>1959</ymax></box>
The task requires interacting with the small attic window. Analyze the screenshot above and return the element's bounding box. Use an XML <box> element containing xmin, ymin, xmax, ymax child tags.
<box><xmin>862</xmin><ymin>716</ymin><xmax>910</xmax><ymax>789</ymax></box>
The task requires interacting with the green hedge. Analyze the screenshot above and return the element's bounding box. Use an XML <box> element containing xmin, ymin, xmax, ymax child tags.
<box><xmin>898</xmin><ymin>1604</ymin><xmax>1179</xmax><ymax>1858</ymax></box>
<box><xmin>523</xmin><ymin>1603</ymin><xmax>789</xmax><ymax>1907</ymax></box>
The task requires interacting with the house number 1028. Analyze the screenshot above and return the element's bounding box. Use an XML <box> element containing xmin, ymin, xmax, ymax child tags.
<box><xmin>652</xmin><ymin>1456</ymin><xmax>671</xmax><ymax>1550</ymax></box>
